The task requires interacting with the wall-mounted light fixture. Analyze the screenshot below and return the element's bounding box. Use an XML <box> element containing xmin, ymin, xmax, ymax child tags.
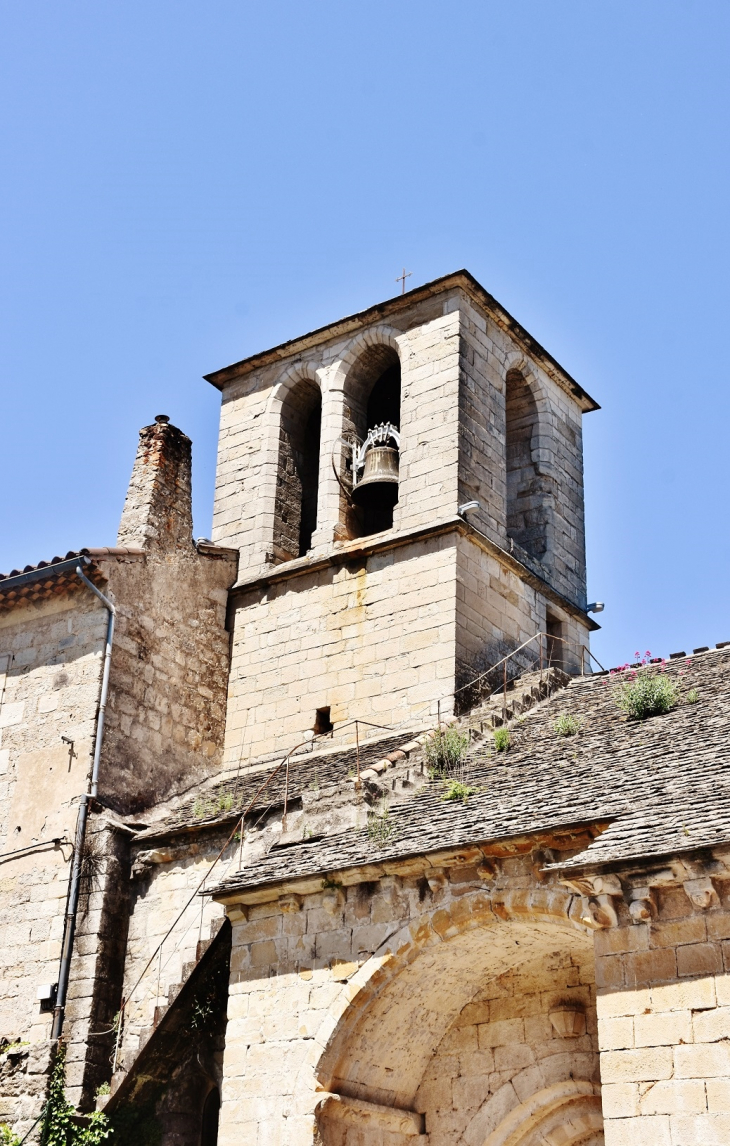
<box><xmin>587</xmin><ymin>602</ymin><xmax>605</xmax><ymax>614</ymax></box>
<box><xmin>457</xmin><ymin>501</ymin><xmax>481</xmax><ymax>517</ymax></box>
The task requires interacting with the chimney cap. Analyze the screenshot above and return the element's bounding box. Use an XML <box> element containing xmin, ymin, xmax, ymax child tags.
<box><xmin>154</xmin><ymin>414</ymin><xmax>170</xmax><ymax>424</ymax></box>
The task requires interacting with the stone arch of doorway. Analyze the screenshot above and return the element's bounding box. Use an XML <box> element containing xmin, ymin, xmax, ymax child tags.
<box><xmin>479</xmin><ymin>1080</ymin><xmax>603</xmax><ymax>1146</ymax></box>
<box><xmin>310</xmin><ymin>885</ymin><xmax>603</xmax><ymax>1145</ymax></box>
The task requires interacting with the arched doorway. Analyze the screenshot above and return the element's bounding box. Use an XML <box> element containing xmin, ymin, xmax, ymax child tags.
<box><xmin>200</xmin><ymin>1086</ymin><xmax>220</xmax><ymax>1146</ymax></box>
<box><xmin>315</xmin><ymin>911</ymin><xmax>603</xmax><ymax>1145</ymax></box>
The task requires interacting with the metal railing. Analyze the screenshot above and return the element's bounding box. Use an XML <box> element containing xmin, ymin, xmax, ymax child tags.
<box><xmin>453</xmin><ymin>630</ymin><xmax>605</xmax><ymax>722</ymax></box>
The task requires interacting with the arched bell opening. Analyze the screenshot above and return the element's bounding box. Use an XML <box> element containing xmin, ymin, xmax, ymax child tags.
<box><xmin>274</xmin><ymin>378</ymin><xmax>322</xmax><ymax>561</ymax></box>
<box><xmin>342</xmin><ymin>345</ymin><xmax>401</xmax><ymax>538</ymax></box>
<box><xmin>505</xmin><ymin>369</ymin><xmax>548</xmax><ymax>562</ymax></box>
<box><xmin>315</xmin><ymin>917</ymin><xmax>602</xmax><ymax>1146</ymax></box>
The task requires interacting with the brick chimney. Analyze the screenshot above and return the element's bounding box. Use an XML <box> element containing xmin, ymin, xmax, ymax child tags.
<box><xmin>117</xmin><ymin>416</ymin><xmax>194</xmax><ymax>552</ymax></box>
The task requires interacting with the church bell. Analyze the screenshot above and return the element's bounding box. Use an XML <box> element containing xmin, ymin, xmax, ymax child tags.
<box><xmin>351</xmin><ymin>444</ymin><xmax>399</xmax><ymax>510</ymax></box>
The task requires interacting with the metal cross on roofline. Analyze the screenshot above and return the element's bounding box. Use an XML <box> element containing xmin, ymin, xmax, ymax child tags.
<box><xmin>396</xmin><ymin>267</ymin><xmax>412</xmax><ymax>294</ymax></box>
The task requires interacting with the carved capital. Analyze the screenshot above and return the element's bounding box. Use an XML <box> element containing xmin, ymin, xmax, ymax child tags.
<box><xmin>316</xmin><ymin>1094</ymin><xmax>424</xmax><ymax>1136</ymax></box>
<box><xmin>562</xmin><ymin>874</ymin><xmax>621</xmax><ymax>930</ymax></box>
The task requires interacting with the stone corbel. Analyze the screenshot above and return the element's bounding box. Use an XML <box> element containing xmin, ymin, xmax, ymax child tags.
<box><xmin>628</xmin><ymin>887</ymin><xmax>656</xmax><ymax>924</ymax></box>
<box><xmin>130</xmin><ymin>847</ymin><xmax>174</xmax><ymax>880</ymax></box>
<box><xmin>577</xmin><ymin>894</ymin><xmax>619</xmax><ymax>930</ymax></box>
<box><xmin>426</xmin><ymin>869</ymin><xmax>447</xmax><ymax>893</ymax></box>
<box><xmin>562</xmin><ymin>874</ymin><xmax>622</xmax><ymax>930</ymax></box>
<box><xmin>531</xmin><ymin>849</ymin><xmax>555</xmax><ymax>884</ymax></box>
<box><xmin>279</xmin><ymin>894</ymin><xmax>302</xmax><ymax>914</ymax></box>
<box><xmin>549</xmin><ymin>1003</ymin><xmax>586</xmax><ymax>1038</ymax></box>
<box><xmin>477</xmin><ymin>858</ymin><xmax>499</xmax><ymax>883</ymax></box>
<box><xmin>322</xmin><ymin>887</ymin><xmax>345</xmax><ymax>915</ymax></box>
<box><xmin>683</xmin><ymin>876</ymin><xmax>720</xmax><ymax>910</ymax></box>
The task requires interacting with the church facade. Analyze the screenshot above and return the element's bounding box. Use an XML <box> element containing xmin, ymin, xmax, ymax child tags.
<box><xmin>2</xmin><ymin>270</ymin><xmax>730</xmax><ymax>1145</ymax></box>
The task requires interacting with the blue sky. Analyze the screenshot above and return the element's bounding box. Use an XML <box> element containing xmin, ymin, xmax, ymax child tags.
<box><xmin>1</xmin><ymin>2</ymin><xmax>728</xmax><ymax>669</ymax></box>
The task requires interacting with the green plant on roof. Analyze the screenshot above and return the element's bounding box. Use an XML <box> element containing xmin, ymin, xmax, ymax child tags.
<box><xmin>493</xmin><ymin>727</ymin><xmax>510</xmax><ymax>752</ymax></box>
<box><xmin>554</xmin><ymin>714</ymin><xmax>581</xmax><ymax>738</ymax></box>
<box><xmin>424</xmin><ymin>726</ymin><xmax>469</xmax><ymax>777</ymax></box>
<box><xmin>0</xmin><ymin>1125</ymin><xmax>21</xmax><ymax>1146</ymax></box>
<box><xmin>366</xmin><ymin>802</ymin><xmax>397</xmax><ymax>849</ymax></box>
<box><xmin>193</xmin><ymin>791</ymin><xmax>234</xmax><ymax>820</ymax></box>
<box><xmin>442</xmin><ymin>780</ymin><xmax>477</xmax><ymax>803</ymax></box>
<box><xmin>95</xmin><ymin>1082</ymin><xmax>111</xmax><ymax>1098</ymax></box>
<box><xmin>686</xmin><ymin>688</ymin><xmax>699</xmax><ymax>704</ymax></box>
<box><xmin>612</xmin><ymin>669</ymin><xmax>679</xmax><ymax>720</ymax></box>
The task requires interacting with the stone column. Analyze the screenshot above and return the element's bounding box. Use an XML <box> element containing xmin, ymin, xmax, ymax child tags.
<box><xmin>309</xmin><ymin>363</ymin><xmax>347</xmax><ymax>553</ymax></box>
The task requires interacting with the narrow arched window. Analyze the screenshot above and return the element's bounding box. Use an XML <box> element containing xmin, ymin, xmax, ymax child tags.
<box><xmin>274</xmin><ymin>379</ymin><xmax>322</xmax><ymax>560</ymax></box>
<box><xmin>505</xmin><ymin>369</ymin><xmax>547</xmax><ymax>560</ymax></box>
<box><xmin>344</xmin><ymin>346</ymin><xmax>401</xmax><ymax>537</ymax></box>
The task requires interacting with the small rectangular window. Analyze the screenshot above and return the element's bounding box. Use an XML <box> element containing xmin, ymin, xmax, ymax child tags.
<box><xmin>313</xmin><ymin>707</ymin><xmax>333</xmax><ymax>735</ymax></box>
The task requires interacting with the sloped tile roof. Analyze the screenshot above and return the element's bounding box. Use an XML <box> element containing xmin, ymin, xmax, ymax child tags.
<box><xmin>0</xmin><ymin>547</ymin><xmax>144</xmax><ymax>610</ymax></box>
<box><xmin>211</xmin><ymin>646</ymin><xmax>730</xmax><ymax>896</ymax></box>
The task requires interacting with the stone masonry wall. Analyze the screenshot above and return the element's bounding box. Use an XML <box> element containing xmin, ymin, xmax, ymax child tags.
<box><xmin>455</xmin><ymin>535</ymin><xmax>542</xmax><ymax>695</ymax></box>
<box><xmin>458</xmin><ymin>294</ymin><xmax>588</xmax><ymax>609</ymax></box>
<box><xmin>99</xmin><ymin>549</ymin><xmax>236</xmax><ymax>814</ymax></box>
<box><xmin>596</xmin><ymin>884</ymin><xmax>730</xmax><ymax>1145</ymax></box>
<box><xmin>0</xmin><ymin>589</ymin><xmax>107</xmax><ymax>1128</ymax></box>
<box><xmin>105</xmin><ymin>418</ymin><xmax>238</xmax><ymax>813</ymax></box>
<box><xmin>455</xmin><ymin>534</ymin><xmax>590</xmax><ymax>691</ymax></box>
<box><xmin>224</xmin><ymin>535</ymin><xmax>458</xmax><ymax>768</ymax></box>
<box><xmin>117</xmin><ymin>418</ymin><xmax>194</xmax><ymax>553</ymax></box>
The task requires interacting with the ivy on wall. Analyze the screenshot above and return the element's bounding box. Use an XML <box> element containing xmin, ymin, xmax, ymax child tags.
<box><xmin>40</xmin><ymin>1044</ymin><xmax>111</xmax><ymax>1146</ymax></box>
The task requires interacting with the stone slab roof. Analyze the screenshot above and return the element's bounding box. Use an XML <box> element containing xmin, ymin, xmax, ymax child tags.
<box><xmin>135</xmin><ymin>733</ymin><xmax>418</xmax><ymax>839</ymax></box>
<box><xmin>211</xmin><ymin>646</ymin><xmax>730</xmax><ymax>897</ymax></box>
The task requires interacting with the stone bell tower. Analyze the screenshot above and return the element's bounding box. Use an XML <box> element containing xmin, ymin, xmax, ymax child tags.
<box><xmin>207</xmin><ymin>270</ymin><xmax>599</xmax><ymax>767</ymax></box>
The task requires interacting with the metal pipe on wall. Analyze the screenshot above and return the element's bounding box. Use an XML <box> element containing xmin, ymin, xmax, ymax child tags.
<box><xmin>51</xmin><ymin>564</ymin><xmax>116</xmax><ymax>1041</ymax></box>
